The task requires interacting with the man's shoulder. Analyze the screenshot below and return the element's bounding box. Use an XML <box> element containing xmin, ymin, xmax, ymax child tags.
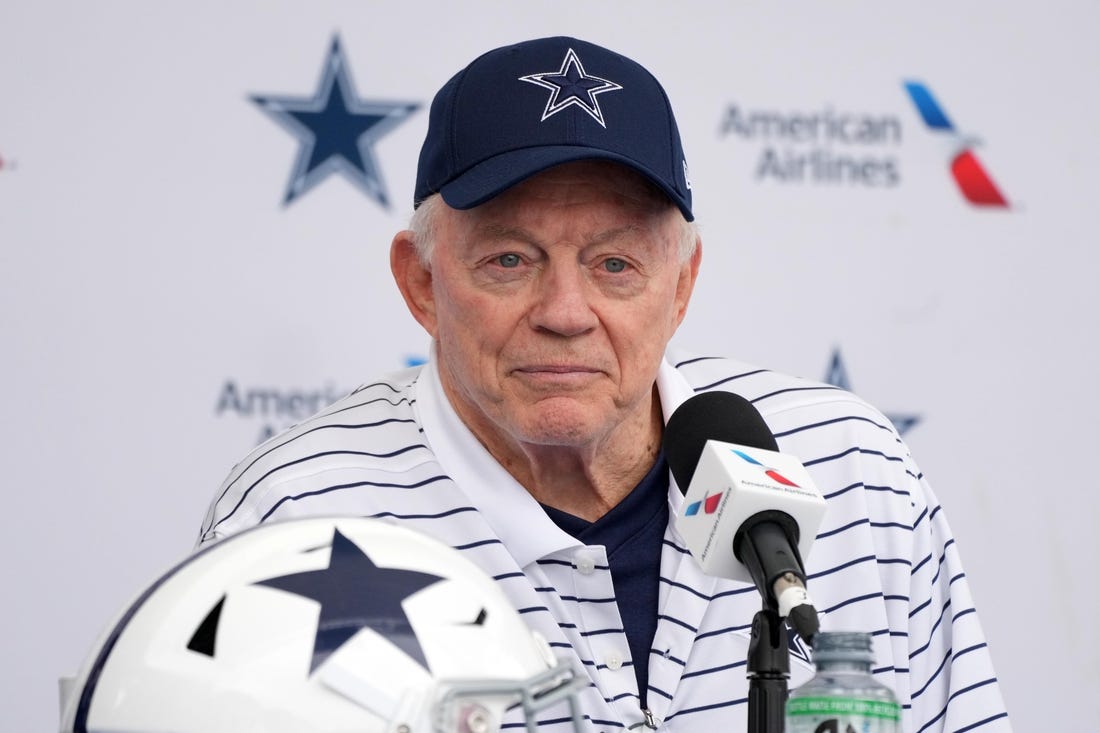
<box><xmin>198</xmin><ymin>366</ymin><xmax>436</xmax><ymax>544</ymax></box>
<box><xmin>285</xmin><ymin>366</ymin><xmax>423</xmax><ymax>438</ymax></box>
<box><xmin>667</xmin><ymin>349</ymin><xmax>902</xmax><ymax>449</ymax></box>
<box><xmin>669</xmin><ymin>349</ymin><xmax>862</xmax><ymax>410</ymax></box>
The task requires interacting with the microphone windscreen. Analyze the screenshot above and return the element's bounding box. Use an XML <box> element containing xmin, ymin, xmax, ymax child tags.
<box><xmin>663</xmin><ymin>391</ymin><xmax>778</xmax><ymax>491</ymax></box>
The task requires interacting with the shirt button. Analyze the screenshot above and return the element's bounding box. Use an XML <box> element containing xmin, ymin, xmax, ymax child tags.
<box><xmin>575</xmin><ymin>554</ymin><xmax>596</xmax><ymax>575</ymax></box>
<box><xmin>606</xmin><ymin>652</ymin><xmax>624</xmax><ymax>670</ymax></box>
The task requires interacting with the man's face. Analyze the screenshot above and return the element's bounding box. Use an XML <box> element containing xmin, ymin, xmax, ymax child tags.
<box><xmin>395</xmin><ymin>161</ymin><xmax>700</xmax><ymax>456</ymax></box>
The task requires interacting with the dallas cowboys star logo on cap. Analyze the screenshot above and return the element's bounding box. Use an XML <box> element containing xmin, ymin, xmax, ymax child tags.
<box><xmin>518</xmin><ymin>48</ymin><xmax>623</xmax><ymax>128</ymax></box>
<box><xmin>251</xmin><ymin>36</ymin><xmax>419</xmax><ymax>209</ymax></box>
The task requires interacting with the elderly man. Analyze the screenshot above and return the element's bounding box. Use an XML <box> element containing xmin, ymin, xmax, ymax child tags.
<box><xmin>199</xmin><ymin>37</ymin><xmax>1010</xmax><ymax>732</ymax></box>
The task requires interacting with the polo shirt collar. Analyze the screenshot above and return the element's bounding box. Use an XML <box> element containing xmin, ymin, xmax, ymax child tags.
<box><xmin>655</xmin><ymin>354</ymin><xmax>694</xmax><ymax>506</ymax></box>
<box><xmin>413</xmin><ymin>350</ymin><xmax>578</xmax><ymax>567</ymax></box>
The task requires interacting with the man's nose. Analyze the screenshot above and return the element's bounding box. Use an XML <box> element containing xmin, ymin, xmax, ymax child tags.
<box><xmin>529</xmin><ymin>261</ymin><xmax>599</xmax><ymax>337</ymax></box>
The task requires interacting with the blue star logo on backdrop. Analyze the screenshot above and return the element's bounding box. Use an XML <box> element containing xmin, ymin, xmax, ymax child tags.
<box><xmin>254</xmin><ymin>528</ymin><xmax>443</xmax><ymax>672</ymax></box>
<box><xmin>518</xmin><ymin>48</ymin><xmax>623</xmax><ymax>128</ymax></box>
<box><xmin>825</xmin><ymin>348</ymin><xmax>921</xmax><ymax>436</ymax></box>
<box><xmin>251</xmin><ymin>36</ymin><xmax>420</xmax><ymax>208</ymax></box>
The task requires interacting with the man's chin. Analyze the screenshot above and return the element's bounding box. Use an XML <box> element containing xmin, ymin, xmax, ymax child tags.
<box><xmin>508</xmin><ymin>399</ymin><xmax>611</xmax><ymax>447</ymax></box>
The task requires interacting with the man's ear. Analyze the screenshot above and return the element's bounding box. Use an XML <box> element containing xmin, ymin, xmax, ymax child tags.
<box><xmin>390</xmin><ymin>230</ymin><xmax>438</xmax><ymax>337</ymax></box>
<box><xmin>673</xmin><ymin>235</ymin><xmax>703</xmax><ymax>327</ymax></box>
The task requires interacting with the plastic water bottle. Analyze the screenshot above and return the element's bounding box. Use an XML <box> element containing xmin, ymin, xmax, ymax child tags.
<box><xmin>785</xmin><ymin>631</ymin><xmax>900</xmax><ymax>733</ymax></box>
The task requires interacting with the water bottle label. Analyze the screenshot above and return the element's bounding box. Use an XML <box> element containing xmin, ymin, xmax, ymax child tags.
<box><xmin>786</xmin><ymin>696</ymin><xmax>901</xmax><ymax>732</ymax></box>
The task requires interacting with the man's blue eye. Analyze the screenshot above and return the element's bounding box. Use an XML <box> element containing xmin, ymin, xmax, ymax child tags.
<box><xmin>498</xmin><ymin>253</ymin><xmax>521</xmax><ymax>268</ymax></box>
<box><xmin>603</xmin><ymin>258</ymin><xmax>628</xmax><ymax>273</ymax></box>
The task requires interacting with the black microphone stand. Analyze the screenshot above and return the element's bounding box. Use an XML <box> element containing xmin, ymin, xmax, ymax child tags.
<box><xmin>738</xmin><ymin>513</ymin><xmax>818</xmax><ymax>733</ymax></box>
<box><xmin>747</xmin><ymin>605</ymin><xmax>789</xmax><ymax>733</ymax></box>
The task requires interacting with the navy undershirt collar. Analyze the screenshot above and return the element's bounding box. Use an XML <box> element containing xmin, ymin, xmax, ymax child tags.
<box><xmin>542</xmin><ymin>454</ymin><xmax>667</xmax><ymax>548</ymax></box>
<box><xmin>541</xmin><ymin>452</ymin><xmax>669</xmax><ymax>708</ymax></box>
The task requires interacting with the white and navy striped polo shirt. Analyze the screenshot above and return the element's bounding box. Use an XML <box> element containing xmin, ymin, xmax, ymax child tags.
<box><xmin>198</xmin><ymin>349</ymin><xmax>1011</xmax><ymax>733</ymax></box>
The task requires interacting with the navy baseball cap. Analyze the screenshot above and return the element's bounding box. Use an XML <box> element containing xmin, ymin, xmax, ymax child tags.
<box><xmin>414</xmin><ymin>36</ymin><xmax>693</xmax><ymax>221</ymax></box>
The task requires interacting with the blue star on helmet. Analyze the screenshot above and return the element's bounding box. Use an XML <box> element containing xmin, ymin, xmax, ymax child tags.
<box><xmin>254</xmin><ymin>528</ymin><xmax>443</xmax><ymax>673</ymax></box>
<box><xmin>518</xmin><ymin>48</ymin><xmax>623</xmax><ymax>128</ymax></box>
<box><xmin>251</xmin><ymin>36</ymin><xmax>420</xmax><ymax>208</ymax></box>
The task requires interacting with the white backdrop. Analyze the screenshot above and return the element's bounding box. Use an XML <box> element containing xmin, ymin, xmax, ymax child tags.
<box><xmin>3</xmin><ymin>2</ymin><xmax>1097</xmax><ymax>731</ymax></box>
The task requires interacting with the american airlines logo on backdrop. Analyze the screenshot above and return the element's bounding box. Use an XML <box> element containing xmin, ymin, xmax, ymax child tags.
<box><xmin>719</xmin><ymin>101</ymin><xmax>903</xmax><ymax>187</ymax></box>
<box><xmin>717</xmin><ymin>80</ymin><xmax>1010</xmax><ymax>207</ymax></box>
<box><xmin>215</xmin><ymin>380</ymin><xmax>351</xmax><ymax>445</ymax></box>
<box><xmin>903</xmin><ymin>81</ymin><xmax>1009</xmax><ymax>207</ymax></box>
<box><xmin>214</xmin><ymin>354</ymin><xmax>424</xmax><ymax>446</ymax></box>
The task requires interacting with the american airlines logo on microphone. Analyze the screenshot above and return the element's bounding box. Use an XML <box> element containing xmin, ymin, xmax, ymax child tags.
<box><xmin>730</xmin><ymin>449</ymin><xmax>800</xmax><ymax>488</ymax></box>
<box><xmin>684</xmin><ymin>450</ymin><xmax>801</xmax><ymax>517</ymax></box>
<box><xmin>677</xmin><ymin>441</ymin><xmax>826</xmax><ymax>583</ymax></box>
<box><xmin>684</xmin><ymin>492</ymin><xmax>724</xmax><ymax>516</ymax></box>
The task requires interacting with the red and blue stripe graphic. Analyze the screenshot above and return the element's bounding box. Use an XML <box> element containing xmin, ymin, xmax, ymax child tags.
<box><xmin>904</xmin><ymin>81</ymin><xmax>1008</xmax><ymax>208</ymax></box>
<box><xmin>731</xmin><ymin>449</ymin><xmax>800</xmax><ymax>488</ymax></box>
<box><xmin>685</xmin><ymin>450</ymin><xmax>801</xmax><ymax>516</ymax></box>
<box><xmin>685</xmin><ymin>492</ymin><xmax>724</xmax><ymax>516</ymax></box>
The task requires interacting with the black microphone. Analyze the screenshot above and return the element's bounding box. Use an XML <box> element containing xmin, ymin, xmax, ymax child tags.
<box><xmin>664</xmin><ymin>391</ymin><xmax>825</xmax><ymax>644</ymax></box>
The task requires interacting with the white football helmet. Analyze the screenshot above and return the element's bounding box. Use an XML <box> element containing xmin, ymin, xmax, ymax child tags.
<box><xmin>60</xmin><ymin>517</ymin><xmax>585</xmax><ymax>733</ymax></box>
